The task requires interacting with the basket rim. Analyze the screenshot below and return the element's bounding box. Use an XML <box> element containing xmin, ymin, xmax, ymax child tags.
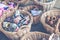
<box><xmin>21</xmin><ymin>32</ymin><xmax>50</xmax><ymax>40</ymax></box>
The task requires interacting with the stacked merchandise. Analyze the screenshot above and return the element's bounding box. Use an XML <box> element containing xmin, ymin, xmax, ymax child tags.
<box><xmin>2</xmin><ymin>10</ymin><xmax>30</xmax><ymax>32</ymax></box>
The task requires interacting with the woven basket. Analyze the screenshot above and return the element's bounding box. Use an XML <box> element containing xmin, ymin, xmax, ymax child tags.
<box><xmin>23</xmin><ymin>5</ymin><xmax>43</xmax><ymax>24</ymax></box>
<box><xmin>0</xmin><ymin>10</ymin><xmax>33</xmax><ymax>40</ymax></box>
<box><xmin>40</xmin><ymin>9</ymin><xmax>60</xmax><ymax>34</ymax></box>
<box><xmin>33</xmin><ymin>0</ymin><xmax>56</xmax><ymax>12</ymax></box>
<box><xmin>21</xmin><ymin>32</ymin><xmax>50</xmax><ymax>40</ymax></box>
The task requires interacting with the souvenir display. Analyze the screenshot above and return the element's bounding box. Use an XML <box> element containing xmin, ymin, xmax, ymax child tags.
<box><xmin>2</xmin><ymin>10</ymin><xmax>30</xmax><ymax>32</ymax></box>
<box><xmin>0</xmin><ymin>0</ymin><xmax>59</xmax><ymax>40</ymax></box>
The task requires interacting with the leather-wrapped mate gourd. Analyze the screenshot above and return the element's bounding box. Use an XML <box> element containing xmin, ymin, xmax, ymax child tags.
<box><xmin>33</xmin><ymin>0</ymin><xmax>56</xmax><ymax>12</ymax></box>
<box><xmin>21</xmin><ymin>32</ymin><xmax>50</xmax><ymax>40</ymax></box>
<box><xmin>0</xmin><ymin>10</ymin><xmax>33</xmax><ymax>40</ymax></box>
<box><xmin>40</xmin><ymin>9</ymin><xmax>60</xmax><ymax>34</ymax></box>
<box><xmin>23</xmin><ymin>5</ymin><xmax>43</xmax><ymax>24</ymax></box>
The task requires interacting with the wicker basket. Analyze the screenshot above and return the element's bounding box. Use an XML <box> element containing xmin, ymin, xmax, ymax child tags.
<box><xmin>0</xmin><ymin>10</ymin><xmax>33</xmax><ymax>40</ymax></box>
<box><xmin>23</xmin><ymin>5</ymin><xmax>43</xmax><ymax>24</ymax></box>
<box><xmin>21</xmin><ymin>32</ymin><xmax>50</xmax><ymax>40</ymax></box>
<box><xmin>33</xmin><ymin>0</ymin><xmax>56</xmax><ymax>12</ymax></box>
<box><xmin>40</xmin><ymin>9</ymin><xmax>60</xmax><ymax>34</ymax></box>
